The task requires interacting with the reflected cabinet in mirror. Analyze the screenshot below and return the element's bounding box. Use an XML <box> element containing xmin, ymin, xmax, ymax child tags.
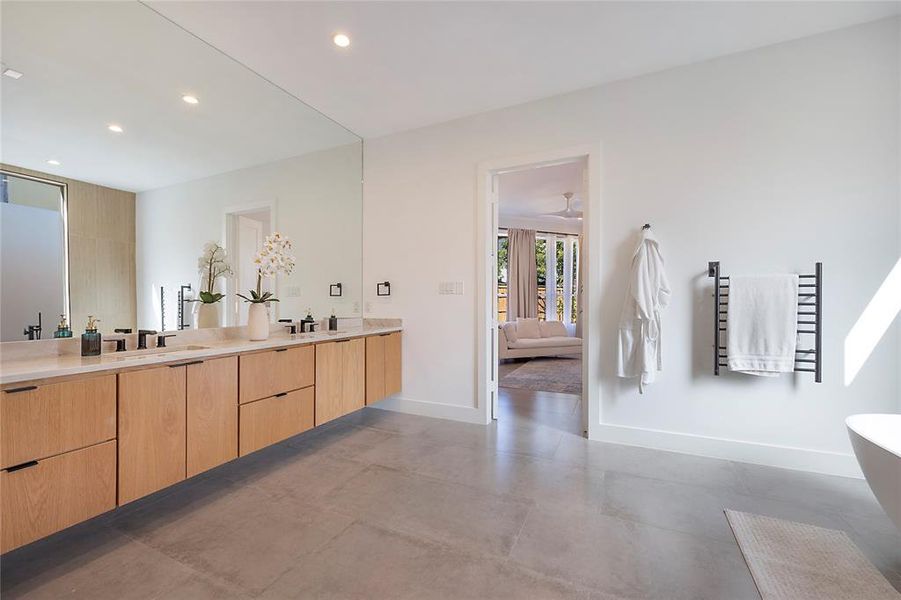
<box><xmin>0</xmin><ymin>1</ymin><xmax>362</xmax><ymax>342</ymax></box>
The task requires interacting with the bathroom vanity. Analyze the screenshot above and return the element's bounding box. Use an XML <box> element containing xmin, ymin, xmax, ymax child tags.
<box><xmin>0</xmin><ymin>325</ymin><xmax>401</xmax><ymax>553</ymax></box>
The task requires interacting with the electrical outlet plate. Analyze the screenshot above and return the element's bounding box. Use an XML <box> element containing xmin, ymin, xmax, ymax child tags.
<box><xmin>284</xmin><ymin>285</ymin><xmax>302</xmax><ymax>298</ymax></box>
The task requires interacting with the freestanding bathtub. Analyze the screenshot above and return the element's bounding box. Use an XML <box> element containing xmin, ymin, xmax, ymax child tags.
<box><xmin>847</xmin><ymin>414</ymin><xmax>901</xmax><ymax>530</ymax></box>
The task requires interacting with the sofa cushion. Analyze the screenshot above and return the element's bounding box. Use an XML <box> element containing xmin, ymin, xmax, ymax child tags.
<box><xmin>501</xmin><ymin>322</ymin><xmax>518</xmax><ymax>342</ymax></box>
<box><xmin>539</xmin><ymin>320</ymin><xmax>568</xmax><ymax>338</ymax></box>
<box><xmin>508</xmin><ymin>336</ymin><xmax>581</xmax><ymax>350</ymax></box>
<box><xmin>516</xmin><ymin>318</ymin><xmax>540</xmax><ymax>339</ymax></box>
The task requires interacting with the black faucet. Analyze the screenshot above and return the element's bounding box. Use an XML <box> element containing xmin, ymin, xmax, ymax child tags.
<box><xmin>23</xmin><ymin>311</ymin><xmax>42</xmax><ymax>340</ymax></box>
<box><xmin>156</xmin><ymin>334</ymin><xmax>176</xmax><ymax>348</ymax></box>
<box><xmin>104</xmin><ymin>338</ymin><xmax>127</xmax><ymax>352</ymax></box>
<box><xmin>278</xmin><ymin>319</ymin><xmax>297</xmax><ymax>334</ymax></box>
<box><xmin>137</xmin><ymin>329</ymin><xmax>157</xmax><ymax>350</ymax></box>
<box><xmin>114</xmin><ymin>328</ymin><xmax>133</xmax><ymax>334</ymax></box>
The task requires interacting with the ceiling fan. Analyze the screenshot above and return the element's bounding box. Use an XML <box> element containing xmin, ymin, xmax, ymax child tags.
<box><xmin>543</xmin><ymin>192</ymin><xmax>582</xmax><ymax>220</ymax></box>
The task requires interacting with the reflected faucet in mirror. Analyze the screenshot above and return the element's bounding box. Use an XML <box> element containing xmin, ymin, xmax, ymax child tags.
<box><xmin>23</xmin><ymin>312</ymin><xmax>42</xmax><ymax>340</ymax></box>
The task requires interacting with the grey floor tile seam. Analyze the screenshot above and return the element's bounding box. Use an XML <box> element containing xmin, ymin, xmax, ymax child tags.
<box><xmin>253</xmin><ymin>517</ymin><xmax>361</xmax><ymax>599</ymax></box>
<box><xmin>114</xmin><ymin>525</ymin><xmax>243</xmax><ymax>597</ymax></box>
<box><xmin>311</xmin><ymin>465</ymin><xmax>537</xmax><ymax>561</ymax></box>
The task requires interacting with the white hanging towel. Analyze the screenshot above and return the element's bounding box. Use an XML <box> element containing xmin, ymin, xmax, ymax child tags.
<box><xmin>726</xmin><ymin>275</ymin><xmax>799</xmax><ymax>376</ymax></box>
<box><xmin>617</xmin><ymin>229</ymin><xmax>671</xmax><ymax>393</ymax></box>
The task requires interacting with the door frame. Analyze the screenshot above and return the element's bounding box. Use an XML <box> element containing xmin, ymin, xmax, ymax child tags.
<box><xmin>475</xmin><ymin>143</ymin><xmax>602</xmax><ymax>437</ymax></box>
<box><xmin>222</xmin><ymin>201</ymin><xmax>276</xmax><ymax>326</ymax></box>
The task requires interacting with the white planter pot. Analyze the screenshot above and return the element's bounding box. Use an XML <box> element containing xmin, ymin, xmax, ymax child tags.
<box><xmin>195</xmin><ymin>302</ymin><xmax>220</xmax><ymax>329</ymax></box>
<box><xmin>247</xmin><ymin>303</ymin><xmax>270</xmax><ymax>341</ymax></box>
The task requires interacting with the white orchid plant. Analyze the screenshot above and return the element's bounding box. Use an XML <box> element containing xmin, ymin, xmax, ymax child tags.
<box><xmin>196</xmin><ymin>242</ymin><xmax>233</xmax><ymax>304</ymax></box>
<box><xmin>237</xmin><ymin>232</ymin><xmax>296</xmax><ymax>304</ymax></box>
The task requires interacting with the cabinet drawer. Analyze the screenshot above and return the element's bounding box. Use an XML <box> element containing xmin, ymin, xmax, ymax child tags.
<box><xmin>187</xmin><ymin>357</ymin><xmax>238</xmax><ymax>477</ymax></box>
<box><xmin>1</xmin><ymin>375</ymin><xmax>116</xmax><ymax>469</ymax></box>
<box><xmin>365</xmin><ymin>333</ymin><xmax>402</xmax><ymax>406</ymax></box>
<box><xmin>239</xmin><ymin>346</ymin><xmax>314</xmax><ymax>404</ymax></box>
<box><xmin>118</xmin><ymin>367</ymin><xmax>186</xmax><ymax>505</ymax></box>
<box><xmin>239</xmin><ymin>387</ymin><xmax>314</xmax><ymax>456</ymax></box>
<box><xmin>316</xmin><ymin>338</ymin><xmax>365</xmax><ymax>425</ymax></box>
<box><xmin>1</xmin><ymin>440</ymin><xmax>116</xmax><ymax>553</ymax></box>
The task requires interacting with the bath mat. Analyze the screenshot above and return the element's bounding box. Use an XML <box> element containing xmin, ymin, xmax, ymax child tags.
<box><xmin>725</xmin><ymin>510</ymin><xmax>900</xmax><ymax>600</ymax></box>
<box><xmin>499</xmin><ymin>357</ymin><xmax>581</xmax><ymax>395</ymax></box>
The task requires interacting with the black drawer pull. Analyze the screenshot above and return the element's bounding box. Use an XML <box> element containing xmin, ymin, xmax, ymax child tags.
<box><xmin>274</xmin><ymin>392</ymin><xmax>288</xmax><ymax>397</ymax></box>
<box><xmin>4</xmin><ymin>385</ymin><xmax>37</xmax><ymax>394</ymax></box>
<box><xmin>169</xmin><ymin>360</ymin><xmax>203</xmax><ymax>368</ymax></box>
<box><xmin>379</xmin><ymin>333</ymin><xmax>390</xmax><ymax>337</ymax></box>
<box><xmin>337</xmin><ymin>339</ymin><xmax>350</xmax><ymax>343</ymax></box>
<box><xmin>275</xmin><ymin>348</ymin><xmax>288</xmax><ymax>353</ymax></box>
<box><xmin>6</xmin><ymin>460</ymin><xmax>38</xmax><ymax>473</ymax></box>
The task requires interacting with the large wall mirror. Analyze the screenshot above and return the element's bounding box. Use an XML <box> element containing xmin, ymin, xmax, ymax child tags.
<box><xmin>0</xmin><ymin>1</ymin><xmax>362</xmax><ymax>342</ymax></box>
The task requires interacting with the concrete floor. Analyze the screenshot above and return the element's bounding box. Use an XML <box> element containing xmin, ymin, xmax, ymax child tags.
<box><xmin>2</xmin><ymin>373</ymin><xmax>899</xmax><ymax>599</ymax></box>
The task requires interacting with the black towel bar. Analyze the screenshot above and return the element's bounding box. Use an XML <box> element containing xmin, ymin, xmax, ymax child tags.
<box><xmin>707</xmin><ymin>261</ymin><xmax>822</xmax><ymax>383</ymax></box>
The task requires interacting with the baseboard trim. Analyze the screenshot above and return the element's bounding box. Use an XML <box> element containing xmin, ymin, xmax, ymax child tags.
<box><xmin>372</xmin><ymin>395</ymin><xmax>488</xmax><ymax>425</ymax></box>
<box><xmin>591</xmin><ymin>422</ymin><xmax>863</xmax><ymax>478</ymax></box>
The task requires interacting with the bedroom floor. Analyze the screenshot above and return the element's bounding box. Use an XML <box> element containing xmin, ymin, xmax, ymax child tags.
<box><xmin>3</xmin><ymin>405</ymin><xmax>898</xmax><ymax>599</ymax></box>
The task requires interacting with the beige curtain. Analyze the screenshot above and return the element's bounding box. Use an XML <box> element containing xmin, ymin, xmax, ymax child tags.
<box><xmin>507</xmin><ymin>229</ymin><xmax>538</xmax><ymax>321</ymax></box>
<box><xmin>575</xmin><ymin>234</ymin><xmax>584</xmax><ymax>338</ymax></box>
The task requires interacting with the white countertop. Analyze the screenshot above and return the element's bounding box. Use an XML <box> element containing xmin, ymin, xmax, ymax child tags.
<box><xmin>0</xmin><ymin>325</ymin><xmax>402</xmax><ymax>386</ymax></box>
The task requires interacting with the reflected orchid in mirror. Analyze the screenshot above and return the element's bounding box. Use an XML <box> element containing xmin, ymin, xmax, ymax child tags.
<box><xmin>238</xmin><ymin>232</ymin><xmax>296</xmax><ymax>304</ymax></box>
<box><xmin>196</xmin><ymin>241</ymin><xmax>233</xmax><ymax>304</ymax></box>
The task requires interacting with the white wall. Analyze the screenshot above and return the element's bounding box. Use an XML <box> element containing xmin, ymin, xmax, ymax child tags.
<box><xmin>137</xmin><ymin>142</ymin><xmax>362</xmax><ymax>331</ymax></box>
<box><xmin>363</xmin><ymin>19</ymin><xmax>900</xmax><ymax>475</ymax></box>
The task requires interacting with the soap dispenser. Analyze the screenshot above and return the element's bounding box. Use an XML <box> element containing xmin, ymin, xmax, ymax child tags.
<box><xmin>81</xmin><ymin>316</ymin><xmax>102</xmax><ymax>356</ymax></box>
<box><xmin>53</xmin><ymin>314</ymin><xmax>73</xmax><ymax>338</ymax></box>
<box><xmin>328</xmin><ymin>310</ymin><xmax>338</xmax><ymax>331</ymax></box>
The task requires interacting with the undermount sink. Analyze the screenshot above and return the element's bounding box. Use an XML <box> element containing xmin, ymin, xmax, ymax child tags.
<box><xmin>101</xmin><ymin>345</ymin><xmax>209</xmax><ymax>360</ymax></box>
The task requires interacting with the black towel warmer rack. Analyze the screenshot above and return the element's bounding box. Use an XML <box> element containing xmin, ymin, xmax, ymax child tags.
<box><xmin>707</xmin><ymin>261</ymin><xmax>822</xmax><ymax>383</ymax></box>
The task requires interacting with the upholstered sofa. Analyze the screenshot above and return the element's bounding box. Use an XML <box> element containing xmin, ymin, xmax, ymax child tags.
<box><xmin>498</xmin><ymin>318</ymin><xmax>582</xmax><ymax>360</ymax></box>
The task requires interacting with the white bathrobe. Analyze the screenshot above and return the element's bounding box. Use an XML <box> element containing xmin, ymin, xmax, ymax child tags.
<box><xmin>617</xmin><ymin>229</ymin><xmax>671</xmax><ymax>392</ymax></box>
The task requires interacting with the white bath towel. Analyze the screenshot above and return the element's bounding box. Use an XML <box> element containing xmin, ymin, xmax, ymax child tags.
<box><xmin>726</xmin><ymin>275</ymin><xmax>799</xmax><ymax>376</ymax></box>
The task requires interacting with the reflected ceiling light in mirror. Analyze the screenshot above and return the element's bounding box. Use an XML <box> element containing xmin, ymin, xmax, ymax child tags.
<box><xmin>46</xmin><ymin>159</ymin><xmax>61</xmax><ymax>166</ymax></box>
<box><xmin>182</xmin><ymin>94</ymin><xmax>199</xmax><ymax>105</ymax></box>
<box><xmin>108</xmin><ymin>124</ymin><xmax>124</xmax><ymax>133</ymax></box>
<box><xmin>2</xmin><ymin>68</ymin><xmax>23</xmax><ymax>79</ymax></box>
<box><xmin>333</xmin><ymin>33</ymin><xmax>350</xmax><ymax>48</ymax></box>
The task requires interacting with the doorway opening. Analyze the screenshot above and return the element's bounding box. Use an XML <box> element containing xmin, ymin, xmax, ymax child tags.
<box><xmin>495</xmin><ymin>160</ymin><xmax>586</xmax><ymax>434</ymax></box>
<box><xmin>224</xmin><ymin>205</ymin><xmax>274</xmax><ymax>327</ymax></box>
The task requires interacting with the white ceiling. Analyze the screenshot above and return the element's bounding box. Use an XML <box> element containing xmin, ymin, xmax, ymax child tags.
<box><xmin>499</xmin><ymin>161</ymin><xmax>584</xmax><ymax>219</ymax></box>
<box><xmin>149</xmin><ymin>1</ymin><xmax>901</xmax><ymax>138</ymax></box>
<box><xmin>0</xmin><ymin>2</ymin><xmax>357</xmax><ymax>192</ymax></box>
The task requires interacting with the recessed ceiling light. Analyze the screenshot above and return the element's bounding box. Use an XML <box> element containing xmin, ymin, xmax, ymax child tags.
<box><xmin>333</xmin><ymin>33</ymin><xmax>350</xmax><ymax>48</ymax></box>
<box><xmin>2</xmin><ymin>68</ymin><xmax>23</xmax><ymax>79</ymax></box>
<box><xmin>182</xmin><ymin>94</ymin><xmax>199</xmax><ymax>105</ymax></box>
<box><xmin>108</xmin><ymin>124</ymin><xmax>124</xmax><ymax>133</ymax></box>
<box><xmin>46</xmin><ymin>159</ymin><xmax>60</xmax><ymax>166</ymax></box>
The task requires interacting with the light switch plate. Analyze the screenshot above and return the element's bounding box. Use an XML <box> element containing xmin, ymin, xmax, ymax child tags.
<box><xmin>438</xmin><ymin>281</ymin><xmax>464</xmax><ymax>295</ymax></box>
<box><xmin>284</xmin><ymin>285</ymin><xmax>302</xmax><ymax>298</ymax></box>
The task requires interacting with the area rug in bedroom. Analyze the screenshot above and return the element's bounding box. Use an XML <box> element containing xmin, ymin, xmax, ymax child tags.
<box><xmin>499</xmin><ymin>357</ymin><xmax>581</xmax><ymax>395</ymax></box>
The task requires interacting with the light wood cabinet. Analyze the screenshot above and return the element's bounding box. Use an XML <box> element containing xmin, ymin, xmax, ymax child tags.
<box><xmin>1</xmin><ymin>440</ymin><xmax>116</xmax><ymax>553</ymax></box>
<box><xmin>316</xmin><ymin>338</ymin><xmax>365</xmax><ymax>425</ymax></box>
<box><xmin>1</xmin><ymin>375</ymin><xmax>116</xmax><ymax>469</ymax></box>
<box><xmin>366</xmin><ymin>332</ymin><xmax>402</xmax><ymax>405</ymax></box>
<box><xmin>118</xmin><ymin>366</ymin><xmax>186</xmax><ymax>504</ymax></box>
<box><xmin>239</xmin><ymin>346</ymin><xmax>314</xmax><ymax>404</ymax></box>
<box><xmin>239</xmin><ymin>387</ymin><xmax>314</xmax><ymax>456</ymax></box>
<box><xmin>187</xmin><ymin>357</ymin><xmax>238</xmax><ymax>477</ymax></box>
